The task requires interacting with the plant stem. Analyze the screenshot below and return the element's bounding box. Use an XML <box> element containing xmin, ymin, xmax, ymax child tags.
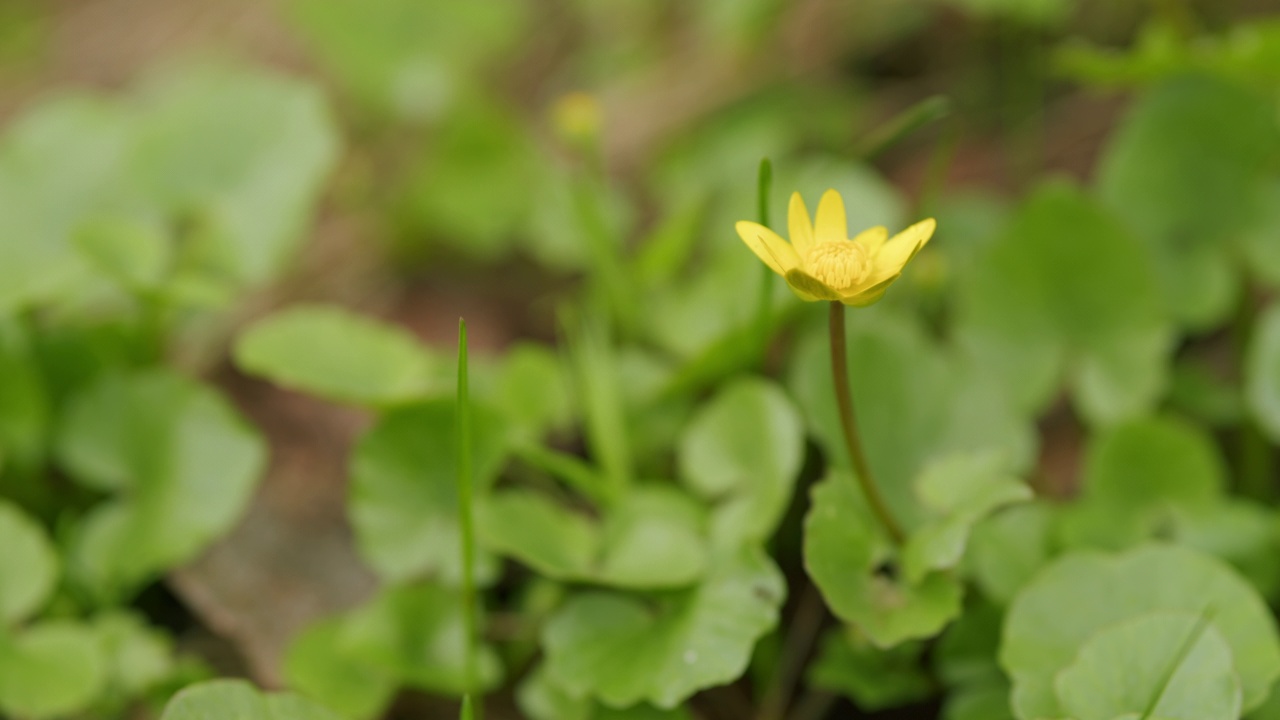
<box><xmin>828</xmin><ymin>302</ymin><xmax>906</xmax><ymax>545</ymax></box>
<box><xmin>456</xmin><ymin>319</ymin><xmax>481</xmax><ymax>718</ymax></box>
<box><xmin>752</xmin><ymin>158</ymin><xmax>775</xmax><ymax>365</ymax></box>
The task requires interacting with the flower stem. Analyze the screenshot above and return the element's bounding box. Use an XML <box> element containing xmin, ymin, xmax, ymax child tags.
<box><xmin>828</xmin><ymin>302</ymin><xmax>906</xmax><ymax>546</ymax></box>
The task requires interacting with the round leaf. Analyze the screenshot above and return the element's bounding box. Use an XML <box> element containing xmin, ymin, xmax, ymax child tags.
<box><xmin>1000</xmin><ymin>544</ymin><xmax>1280</xmax><ymax>719</ymax></box>
<box><xmin>0</xmin><ymin>500</ymin><xmax>57</xmax><ymax>624</ymax></box>
<box><xmin>235</xmin><ymin>305</ymin><xmax>440</xmax><ymax>406</ymax></box>
<box><xmin>161</xmin><ymin>679</ymin><xmax>342</xmax><ymax>720</ymax></box>
<box><xmin>0</xmin><ymin>621</ymin><xmax>106</xmax><ymax>719</ymax></box>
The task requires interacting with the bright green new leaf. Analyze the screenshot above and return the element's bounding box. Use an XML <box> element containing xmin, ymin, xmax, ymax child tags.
<box><xmin>56</xmin><ymin>370</ymin><xmax>266</xmax><ymax>596</ymax></box>
<box><xmin>517</xmin><ymin>666</ymin><xmax>693</xmax><ymax>720</ymax></box>
<box><xmin>676</xmin><ymin>378</ymin><xmax>804</xmax><ymax>548</ymax></box>
<box><xmin>1001</xmin><ymin>544</ymin><xmax>1280</xmax><ymax>719</ymax></box>
<box><xmin>1055</xmin><ymin>612</ymin><xmax>1241</xmax><ymax>720</ymax></box>
<box><xmin>477</xmin><ymin>485</ymin><xmax>707</xmax><ymax>588</ymax></box>
<box><xmin>349</xmin><ymin>399</ymin><xmax>507</xmax><ymax>584</ymax></box>
<box><xmin>542</xmin><ymin>548</ymin><xmax>784</xmax><ymax>709</ymax></box>
<box><xmin>235</xmin><ymin>305</ymin><xmax>441</xmax><ymax>406</ymax></box>
<box><xmin>0</xmin><ymin>621</ymin><xmax>106</xmax><ymax>719</ymax></box>
<box><xmin>804</xmin><ymin>473</ymin><xmax>962</xmax><ymax>648</ymax></box>
<box><xmin>1098</xmin><ymin>74</ymin><xmax>1280</xmax><ymax>327</ymax></box>
<box><xmin>959</xmin><ymin>180</ymin><xmax>1173</xmax><ymax>424</ymax></box>
<box><xmin>160</xmin><ymin>679</ymin><xmax>342</xmax><ymax>720</ymax></box>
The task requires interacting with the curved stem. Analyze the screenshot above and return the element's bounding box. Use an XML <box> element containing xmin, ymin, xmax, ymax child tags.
<box><xmin>828</xmin><ymin>302</ymin><xmax>907</xmax><ymax>546</ymax></box>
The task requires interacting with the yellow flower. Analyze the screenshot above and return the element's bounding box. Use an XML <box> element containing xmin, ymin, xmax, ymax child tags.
<box><xmin>735</xmin><ymin>189</ymin><xmax>937</xmax><ymax>306</ymax></box>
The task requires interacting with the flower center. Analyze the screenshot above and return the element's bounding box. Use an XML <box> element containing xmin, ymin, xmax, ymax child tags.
<box><xmin>805</xmin><ymin>242</ymin><xmax>869</xmax><ymax>291</ymax></box>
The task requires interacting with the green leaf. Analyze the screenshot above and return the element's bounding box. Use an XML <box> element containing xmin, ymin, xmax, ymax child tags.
<box><xmin>160</xmin><ymin>679</ymin><xmax>342</xmax><ymax>720</ymax></box>
<box><xmin>288</xmin><ymin>0</ymin><xmax>525</xmax><ymax>119</ymax></box>
<box><xmin>284</xmin><ymin>619</ymin><xmax>398</xmax><ymax>720</ymax></box>
<box><xmin>676</xmin><ymin>378</ymin><xmax>804</xmax><ymax>548</ymax></box>
<box><xmin>807</xmin><ymin>629</ymin><xmax>933</xmax><ymax>711</ymax></box>
<box><xmin>477</xmin><ymin>485</ymin><xmax>707</xmax><ymax>589</ymax></box>
<box><xmin>132</xmin><ymin>60</ymin><xmax>339</xmax><ymax>290</ymax></box>
<box><xmin>958</xmin><ymin>180</ymin><xmax>1173</xmax><ymax>424</ymax></box>
<box><xmin>789</xmin><ymin>308</ymin><xmax>1034</xmax><ymax>526</ymax></box>
<box><xmin>1246</xmin><ymin>303</ymin><xmax>1280</xmax><ymax>442</ymax></box>
<box><xmin>492</xmin><ymin>343</ymin><xmax>573</xmax><ymax>439</ymax></box>
<box><xmin>0</xmin><ymin>500</ymin><xmax>57</xmax><ymax>624</ymax></box>
<box><xmin>804</xmin><ymin>473</ymin><xmax>963</xmax><ymax>648</ymax></box>
<box><xmin>1098</xmin><ymin>74</ymin><xmax>1280</xmax><ymax>327</ymax></box>
<box><xmin>235</xmin><ymin>305</ymin><xmax>441</xmax><ymax>407</ymax></box>
<box><xmin>965</xmin><ymin>502</ymin><xmax>1055</xmax><ymax>606</ymax></box>
<box><xmin>0</xmin><ymin>621</ymin><xmax>106</xmax><ymax>719</ymax></box>
<box><xmin>73</xmin><ymin>214</ymin><xmax>171</xmax><ymax>292</ymax></box>
<box><xmin>517</xmin><ymin>666</ymin><xmax>692</xmax><ymax>720</ymax></box>
<box><xmin>0</xmin><ymin>319</ymin><xmax>50</xmax><ymax>472</ymax></box>
<box><xmin>349</xmin><ymin>398</ymin><xmax>507</xmax><ymax>584</ymax></box>
<box><xmin>56</xmin><ymin>370</ymin><xmax>266</xmax><ymax>595</ymax></box>
<box><xmin>901</xmin><ymin>451</ymin><xmax>1031</xmax><ymax>583</ymax></box>
<box><xmin>92</xmin><ymin>611</ymin><xmax>175</xmax><ymax>699</ymax></box>
<box><xmin>542</xmin><ymin>548</ymin><xmax>784</xmax><ymax>708</ymax></box>
<box><xmin>1055</xmin><ymin>612</ymin><xmax>1240</xmax><ymax>720</ymax></box>
<box><xmin>1000</xmin><ymin>544</ymin><xmax>1280</xmax><ymax>719</ymax></box>
<box><xmin>1058</xmin><ymin>416</ymin><xmax>1225</xmax><ymax>550</ymax></box>
<box><xmin>0</xmin><ymin>94</ymin><xmax>128</xmax><ymax>313</ymax></box>
<box><xmin>942</xmin><ymin>681</ymin><xmax>1016</xmax><ymax>720</ymax></box>
<box><xmin>336</xmin><ymin>583</ymin><xmax>502</xmax><ymax>694</ymax></box>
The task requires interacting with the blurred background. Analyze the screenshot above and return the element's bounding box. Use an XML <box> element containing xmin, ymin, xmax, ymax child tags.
<box><xmin>4</xmin><ymin>0</ymin><xmax>1280</xmax><ymax>718</ymax></box>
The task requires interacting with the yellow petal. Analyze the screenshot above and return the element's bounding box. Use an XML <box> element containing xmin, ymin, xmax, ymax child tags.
<box><xmin>839</xmin><ymin>273</ymin><xmax>901</xmax><ymax>306</ymax></box>
<box><xmin>736</xmin><ymin>221</ymin><xmax>800</xmax><ymax>276</ymax></box>
<box><xmin>853</xmin><ymin>226</ymin><xmax>889</xmax><ymax>255</ymax></box>
<box><xmin>784</xmin><ymin>268</ymin><xmax>841</xmax><ymax>301</ymax></box>
<box><xmin>788</xmin><ymin>192</ymin><xmax>815</xmax><ymax>257</ymax></box>
<box><xmin>814</xmin><ymin>189</ymin><xmax>848</xmax><ymax>245</ymax></box>
<box><xmin>865</xmin><ymin>218</ymin><xmax>936</xmax><ymax>284</ymax></box>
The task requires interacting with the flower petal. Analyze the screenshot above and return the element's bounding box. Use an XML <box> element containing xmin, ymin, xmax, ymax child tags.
<box><xmin>736</xmin><ymin>221</ymin><xmax>800</xmax><ymax>275</ymax></box>
<box><xmin>839</xmin><ymin>273</ymin><xmax>901</xmax><ymax>306</ymax></box>
<box><xmin>788</xmin><ymin>192</ymin><xmax>815</xmax><ymax>258</ymax></box>
<box><xmin>814</xmin><ymin>189</ymin><xmax>848</xmax><ymax>244</ymax></box>
<box><xmin>865</xmin><ymin>218</ymin><xmax>936</xmax><ymax>284</ymax></box>
<box><xmin>784</xmin><ymin>268</ymin><xmax>841</xmax><ymax>301</ymax></box>
<box><xmin>853</xmin><ymin>226</ymin><xmax>889</xmax><ymax>255</ymax></box>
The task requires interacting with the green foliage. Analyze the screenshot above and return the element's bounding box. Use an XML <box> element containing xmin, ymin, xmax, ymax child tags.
<box><xmin>160</xmin><ymin>679</ymin><xmax>341</xmax><ymax>720</ymax></box>
<box><xmin>1000</xmin><ymin>544</ymin><xmax>1280</xmax><ymax>719</ymax></box>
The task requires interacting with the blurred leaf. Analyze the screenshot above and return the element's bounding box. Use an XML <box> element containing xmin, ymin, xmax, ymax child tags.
<box><xmin>807</xmin><ymin>629</ymin><xmax>933</xmax><ymax>711</ymax></box>
<box><xmin>901</xmin><ymin>451</ymin><xmax>1031</xmax><ymax>584</ymax></box>
<box><xmin>804</xmin><ymin>473</ymin><xmax>963</xmax><ymax>648</ymax></box>
<box><xmin>0</xmin><ymin>499</ymin><xmax>57</xmax><ymax>624</ymax></box>
<box><xmin>57</xmin><ymin>370</ymin><xmax>266</xmax><ymax>596</ymax></box>
<box><xmin>959</xmin><ymin>180</ymin><xmax>1172</xmax><ymax>424</ymax></box>
<box><xmin>74</xmin><ymin>215</ymin><xmax>171</xmax><ymax>292</ymax></box>
<box><xmin>288</xmin><ymin>0</ymin><xmax>525</xmax><ymax>119</ymax></box>
<box><xmin>529</xmin><ymin>161</ymin><xmax>634</xmax><ymax>273</ymax></box>
<box><xmin>567</xmin><ymin>316</ymin><xmax>632</xmax><ymax>503</ymax></box>
<box><xmin>1055</xmin><ymin>612</ymin><xmax>1239</xmax><ymax>720</ymax></box>
<box><xmin>1000</xmin><ymin>544</ymin><xmax>1280</xmax><ymax>718</ymax></box>
<box><xmin>942</xmin><ymin>681</ymin><xmax>1016</xmax><ymax>720</ymax></box>
<box><xmin>337</xmin><ymin>583</ymin><xmax>501</xmax><ymax>694</ymax></box>
<box><xmin>477</xmin><ymin>485</ymin><xmax>707</xmax><ymax>589</ymax></box>
<box><xmin>133</xmin><ymin>61</ymin><xmax>339</xmax><ymax>290</ymax></box>
<box><xmin>542</xmin><ymin>548</ymin><xmax>784</xmax><ymax>709</ymax></box>
<box><xmin>0</xmin><ymin>620</ymin><xmax>106</xmax><ymax>719</ymax></box>
<box><xmin>1167</xmin><ymin>358</ymin><xmax>1245</xmax><ymax>427</ymax></box>
<box><xmin>676</xmin><ymin>378</ymin><xmax>804</xmax><ymax>549</ymax></box>
<box><xmin>517</xmin><ymin>665</ymin><xmax>693</xmax><ymax>720</ymax></box>
<box><xmin>349</xmin><ymin>398</ymin><xmax>506</xmax><ymax>584</ymax></box>
<box><xmin>235</xmin><ymin>305</ymin><xmax>440</xmax><ymax>407</ymax></box>
<box><xmin>493</xmin><ymin>343</ymin><xmax>573</xmax><ymax>439</ymax></box>
<box><xmin>399</xmin><ymin>97</ymin><xmax>536</xmax><ymax>257</ymax></box>
<box><xmin>161</xmin><ymin>679</ymin><xmax>341</xmax><ymax>720</ymax></box>
<box><xmin>0</xmin><ymin>319</ymin><xmax>49</xmax><ymax>472</ymax></box>
<box><xmin>1098</xmin><ymin>74</ymin><xmax>1279</xmax><ymax>327</ymax></box>
<box><xmin>966</xmin><ymin>502</ymin><xmax>1055</xmax><ymax>606</ymax></box>
<box><xmin>0</xmin><ymin>95</ymin><xmax>129</xmax><ymax>313</ymax></box>
<box><xmin>1246</xmin><ymin>303</ymin><xmax>1280</xmax><ymax>442</ymax></box>
<box><xmin>92</xmin><ymin>611</ymin><xmax>175</xmax><ymax>700</ymax></box>
<box><xmin>284</xmin><ymin>620</ymin><xmax>397</xmax><ymax>720</ymax></box>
